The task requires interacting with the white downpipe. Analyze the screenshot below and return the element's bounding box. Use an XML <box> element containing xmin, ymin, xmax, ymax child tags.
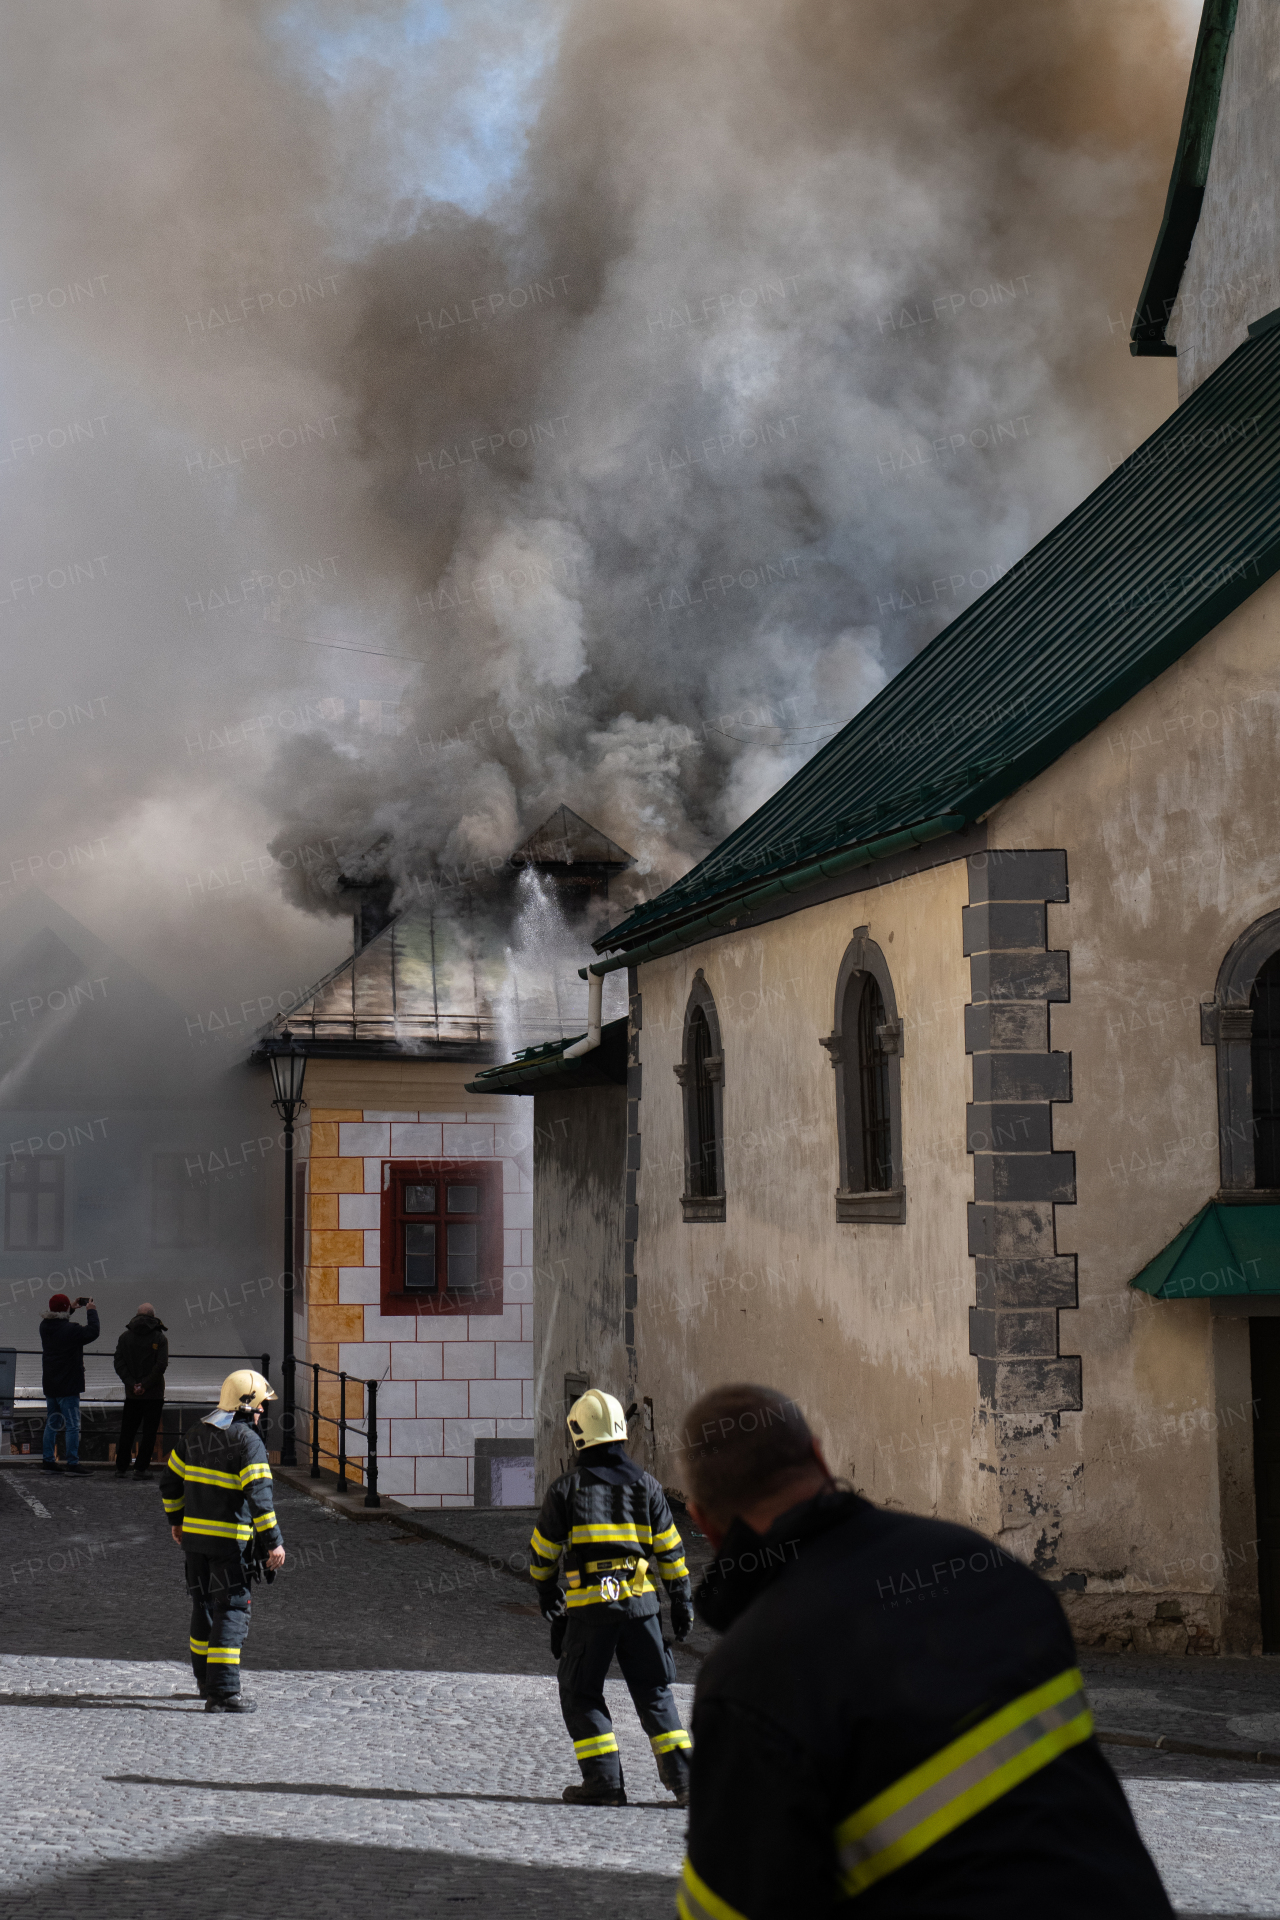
<box><xmin>562</xmin><ymin>967</ymin><xmax>604</xmax><ymax>1059</ymax></box>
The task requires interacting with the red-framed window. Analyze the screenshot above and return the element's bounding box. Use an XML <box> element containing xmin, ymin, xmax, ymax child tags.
<box><xmin>379</xmin><ymin>1159</ymin><xmax>503</xmax><ymax>1317</ymax></box>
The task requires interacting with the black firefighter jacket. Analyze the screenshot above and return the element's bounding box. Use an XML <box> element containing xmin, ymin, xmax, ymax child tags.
<box><xmin>114</xmin><ymin>1313</ymin><xmax>169</xmax><ymax>1400</ymax></box>
<box><xmin>40</xmin><ymin>1308</ymin><xmax>99</xmax><ymax>1397</ymax></box>
<box><xmin>529</xmin><ymin>1443</ymin><xmax>692</xmax><ymax>1617</ymax></box>
<box><xmin>678</xmin><ymin>1489</ymin><xmax>1174</xmax><ymax>1920</ymax></box>
<box><xmin>159</xmin><ymin>1414</ymin><xmax>283</xmax><ymax>1560</ymax></box>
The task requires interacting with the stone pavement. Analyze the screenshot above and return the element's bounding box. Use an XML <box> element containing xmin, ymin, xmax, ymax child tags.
<box><xmin>2</xmin><ymin>1467</ymin><xmax>1280</xmax><ymax>1915</ymax></box>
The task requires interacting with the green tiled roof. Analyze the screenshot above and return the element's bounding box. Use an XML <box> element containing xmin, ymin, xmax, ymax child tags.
<box><xmin>599</xmin><ymin>317</ymin><xmax>1280</xmax><ymax>962</ymax></box>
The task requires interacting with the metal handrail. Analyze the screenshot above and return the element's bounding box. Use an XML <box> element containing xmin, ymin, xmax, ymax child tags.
<box><xmin>7</xmin><ymin>1350</ymin><xmax>270</xmax><ymax>1363</ymax></box>
<box><xmin>283</xmin><ymin>1355</ymin><xmax>379</xmax><ymax>1509</ymax></box>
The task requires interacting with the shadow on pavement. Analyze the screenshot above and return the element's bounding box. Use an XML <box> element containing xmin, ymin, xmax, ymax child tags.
<box><xmin>108</xmin><ymin>1771</ymin><xmax>681</xmax><ymax>1810</ymax></box>
<box><xmin>9</xmin><ymin>1831</ymin><xmax>679</xmax><ymax>1920</ymax></box>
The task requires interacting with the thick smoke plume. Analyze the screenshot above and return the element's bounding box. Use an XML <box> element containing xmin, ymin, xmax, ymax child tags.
<box><xmin>3</xmin><ymin>0</ymin><xmax>1197</xmax><ymax>1008</ymax></box>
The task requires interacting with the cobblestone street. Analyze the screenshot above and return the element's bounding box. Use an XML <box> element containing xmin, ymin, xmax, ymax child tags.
<box><xmin>2</xmin><ymin>1468</ymin><xmax>1280</xmax><ymax>1916</ymax></box>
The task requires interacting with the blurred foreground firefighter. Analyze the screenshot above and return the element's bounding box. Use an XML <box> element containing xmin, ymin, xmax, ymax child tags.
<box><xmin>528</xmin><ymin>1388</ymin><xmax>694</xmax><ymax>1806</ymax></box>
<box><xmin>675</xmin><ymin>1384</ymin><xmax>1174</xmax><ymax>1919</ymax></box>
<box><xmin>159</xmin><ymin>1369</ymin><xmax>285</xmax><ymax>1714</ymax></box>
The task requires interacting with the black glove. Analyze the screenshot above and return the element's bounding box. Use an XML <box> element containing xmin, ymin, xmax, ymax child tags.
<box><xmin>536</xmin><ymin>1583</ymin><xmax>566</xmax><ymax>1620</ymax></box>
<box><xmin>670</xmin><ymin>1596</ymin><xmax>694</xmax><ymax>1642</ymax></box>
<box><xmin>549</xmin><ymin>1612</ymin><xmax>568</xmax><ymax>1661</ymax></box>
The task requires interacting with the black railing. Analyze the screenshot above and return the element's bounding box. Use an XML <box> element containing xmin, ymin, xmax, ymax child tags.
<box><xmin>284</xmin><ymin>1354</ymin><xmax>379</xmax><ymax>1508</ymax></box>
<box><xmin>7</xmin><ymin>1349</ymin><xmax>269</xmax><ymax>1382</ymax></box>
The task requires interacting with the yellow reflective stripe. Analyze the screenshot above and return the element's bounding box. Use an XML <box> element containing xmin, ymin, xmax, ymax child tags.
<box><xmin>653</xmin><ymin>1525</ymin><xmax>682</xmax><ymax>1552</ymax></box>
<box><xmin>181</xmin><ymin>1465</ymin><xmax>244</xmax><ymax>1489</ymax></box>
<box><xmin>676</xmin><ymin>1857</ymin><xmax>747</xmax><ymax>1920</ymax></box>
<box><xmin>650</xmin><ymin>1729</ymin><xmax>691</xmax><ymax>1753</ymax></box>
<box><xmin>180</xmin><ymin>1518</ymin><xmax>252</xmax><ymax>1540</ymax></box>
<box><xmin>205</xmin><ymin>1648</ymin><xmax>241</xmax><ymax>1663</ymax></box>
<box><xmin>530</xmin><ymin>1528</ymin><xmax>564</xmax><ymax>1561</ymax></box>
<box><xmin>569</xmin><ymin>1523</ymin><xmax>652</xmax><ymax>1545</ymax></box>
<box><xmin>252</xmin><ymin>1510</ymin><xmax>278</xmax><ymax>1532</ymax></box>
<box><xmin>661</xmin><ymin>1559</ymin><xmax>689</xmax><ymax>1580</ymax></box>
<box><xmin>189</xmin><ymin>1639</ymin><xmax>209</xmax><ymax>1653</ymax></box>
<box><xmin>529</xmin><ymin>1564</ymin><xmax>558</xmax><ymax>1581</ymax></box>
<box><xmin>835</xmin><ymin>1667</ymin><xmax>1093</xmax><ymax>1898</ymax></box>
<box><xmin>573</xmin><ymin>1733</ymin><xmax>619</xmax><ymax>1758</ymax></box>
<box><xmin>166</xmin><ymin>1450</ymin><xmax>187</xmax><ymax>1479</ymax></box>
<box><xmin>239</xmin><ymin>1462</ymin><xmax>272</xmax><ymax>1486</ymax></box>
<box><xmin>162</xmin><ymin>1498</ymin><xmax>184</xmax><ymax>1514</ymax></box>
<box><xmin>566</xmin><ymin>1579</ymin><xmax>653</xmax><ymax>1607</ymax></box>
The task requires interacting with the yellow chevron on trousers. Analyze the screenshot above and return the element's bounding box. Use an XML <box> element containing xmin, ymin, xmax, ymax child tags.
<box><xmin>573</xmin><ymin>1733</ymin><xmax>619</xmax><ymax>1758</ymax></box>
<box><xmin>189</xmin><ymin>1638</ymin><xmax>209</xmax><ymax>1654</ymax></box>
<box><xmin>650</xmin><ymin>1729</ymin><xmax>692</xmax><ymax>1753</ymax></box>
<box><xmin>205</xmin><ymin>1648</ymin><xmax>241</xmax><ymax>1663</ymax></box>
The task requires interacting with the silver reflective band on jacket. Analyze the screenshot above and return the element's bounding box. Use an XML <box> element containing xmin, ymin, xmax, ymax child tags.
<box><xmin>835</xmin><ymin>1665</ymin><xmax>1093</xmax><ymax>1896</ymax></box>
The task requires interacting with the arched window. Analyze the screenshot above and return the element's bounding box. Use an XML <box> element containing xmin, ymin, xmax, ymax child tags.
<box><xmin>855</xmin><ymin>975</ymin><xmax>893</xmax><ymax>1190</ymax></box>
<box><xmin>823</xmin><ymin>927</ymin><xmax>905</xmax><ymax>1223</ymax></box>
<box><xmin>675</xmin><ymin>973</ymin><xmax>725</xmax><ymax>1222</ymax></box>
<box><xmin>1253</xmin><ymin>951</ymin><xmax>1280</xmax><ymax>1188</ymax></box>
<box><xmin>1203</xmin><ymin>909</ymin><xmax>1280</xmax><ymax>1191</ymax></box>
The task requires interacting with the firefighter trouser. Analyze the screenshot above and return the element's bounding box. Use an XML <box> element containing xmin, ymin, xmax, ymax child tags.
<box><xmin>184</xmin><ymin>1552</ymin><xmax>251</xmax><ymax>1697</ymax></box>
<box><xmin>557</xmin><ymin>1610</ymin><xmax>691</xmax><ymax>1786</ymax></box>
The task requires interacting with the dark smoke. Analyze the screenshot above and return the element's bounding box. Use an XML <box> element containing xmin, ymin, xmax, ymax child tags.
<box><xmin>2</xmin><ymin>0</ymin><xmax>1197</xmax><ymax>1004</ymax></box>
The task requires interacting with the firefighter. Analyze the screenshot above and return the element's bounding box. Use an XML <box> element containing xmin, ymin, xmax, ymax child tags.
<box><xmin>674</xmin><ymin>1383</ymin><xmax>1175</xmax><ymax>1919</ymax></box>
<box><xmin>529</xmin><ymin>1388</ymin><xmax>694</xmax><ymax>1806</ymax></box>
<box><xmin>159</xmin><ymin>1369</ymin><xmax>285</xmax><ymax>1714</ymax></box>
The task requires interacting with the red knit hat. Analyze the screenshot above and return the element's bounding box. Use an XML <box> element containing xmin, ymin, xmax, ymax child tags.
<box><xmin>48</xmin><ymin>1293</ymin><xmax>71</xmax><ymax>1312</ymax></box>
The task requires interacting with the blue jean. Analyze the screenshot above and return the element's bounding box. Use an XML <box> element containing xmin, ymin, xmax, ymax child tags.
<box><xmin>43</xmin><ymin>1394</ymin><xmax>81</xmax><ymax>1463</ymax></box>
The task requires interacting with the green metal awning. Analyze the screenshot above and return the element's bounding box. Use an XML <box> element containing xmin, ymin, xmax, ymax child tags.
<box><xmin>1129</xmin><ymin>1201</ymin><xmax>1280</xmax><ymax>1298</ymax></box>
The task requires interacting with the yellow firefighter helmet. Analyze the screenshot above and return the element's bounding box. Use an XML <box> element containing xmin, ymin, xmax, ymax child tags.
<box><xmin>217</xmin><ymin>1368</ymin><xmax>277</xmax><ymax>1413</ymax></box>
<box><xmin>566</xmin><ymin>1387</ymin><xmax>628</xmax><ymax>1450</ymax></box>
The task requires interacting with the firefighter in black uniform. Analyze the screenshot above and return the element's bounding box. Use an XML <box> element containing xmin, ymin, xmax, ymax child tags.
<box><xmin>159</xmin><ymin>1368</ymin><xmax>285</xmax><ymax>1713</ymax></box>
<box><xmin>529</xmin><ymin>1388</ymin><xmax>694</xmax><ymax>1806</ymax></box>
<box><xmin>675</xmin><ymin>1382</ymin><xmax>1175</xmax><ymax>1920</ymax></box>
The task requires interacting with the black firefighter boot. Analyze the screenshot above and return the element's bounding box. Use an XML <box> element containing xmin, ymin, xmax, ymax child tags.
<box><xmin>657</xmin><ymin>1748</ymin><xmax>691</xmax><ymax>1807</ymax></box>
<box><xmin>562</xmin><ymin>1763</ymin><xmax>626</xmax><ymax>1807</ymax></box>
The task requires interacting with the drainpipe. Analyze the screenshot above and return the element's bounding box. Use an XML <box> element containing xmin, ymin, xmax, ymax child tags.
<box><xmin>562</xmin><ymin>965</ymin><xmax>605</xmax><ymax>1059</ymax></box>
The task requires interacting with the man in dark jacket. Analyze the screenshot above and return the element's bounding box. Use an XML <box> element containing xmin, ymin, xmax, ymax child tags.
<box><xmin>675</xmin><ymin>1383</ymin><xmax>1174</xmax><ymax>1920</ymax></box>
<box><xmin>113</xmin><ymin>1303</ymin><xmax>169</xmax><ymax>1478</ymax></box>
<box><xmin>528</xmin><ymin>1387</ymin><xmax>694</xmax><ymax>1806</ymax></box>
<box><xmin>159</xmin><ymin>1367</ymin><xmax>284</xmax><ymax>1713</ymax></box>
<box><xmin>39</xmin><ymin>1292</ymin><xmax>99</xmax><ymax>1475</ymax></box>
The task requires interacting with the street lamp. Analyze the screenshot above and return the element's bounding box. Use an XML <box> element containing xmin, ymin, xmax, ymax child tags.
<box><xmin>269</xmin><ymin>1045</ymin><xmax>308</xmax><ymax>1467</ymax></box>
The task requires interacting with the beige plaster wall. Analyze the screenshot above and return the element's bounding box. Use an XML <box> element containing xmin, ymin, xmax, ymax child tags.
<box><xmin>632</xmin><ymin>858</ymin><xmax>994</xmax><ymax>1531</ymax></box>
<box><xmin>1167</xmin><ymin>0</ymin><xmax>1280</xmax><ymax>396</ymax></box>
<box><xmin>990</xmin><ymin>564</ymin><xmax>1280</xmax><ymax>1649</ymax></box>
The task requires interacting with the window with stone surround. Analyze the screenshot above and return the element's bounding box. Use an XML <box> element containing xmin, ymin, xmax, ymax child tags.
<box><xmin>823</xmin><ymin>927</ymin><xmax>905</xmax><ymax>1223</ymax></box>
<box><xmin>676</xmin><ymin>972</ymin><xmax>725</xmax><ymax>1223</ymax></box>
<box><xmin>1204</xmin><ymin>909</ymin><xmax>1280</xmax><ymax>1192</ymax></box>
<box><xmin>379</xmin><ymin>1157</ymin><xmax>503</xmax><ymax>1316</ymax></box>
